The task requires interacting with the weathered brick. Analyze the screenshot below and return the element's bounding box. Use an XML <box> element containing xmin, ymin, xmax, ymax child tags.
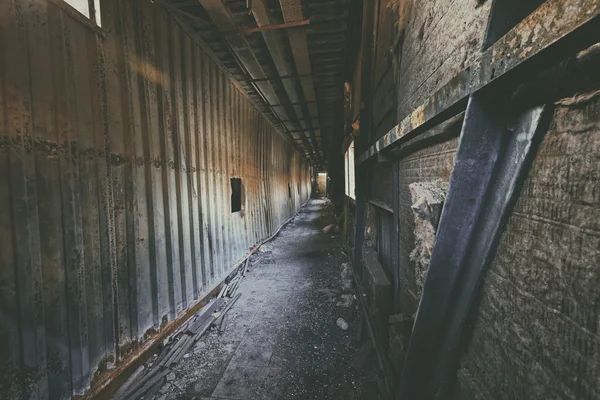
<box><xmin>456</xmin><ymin>97</ymin><xmax>600</xmax><ymax>400</ymax></box>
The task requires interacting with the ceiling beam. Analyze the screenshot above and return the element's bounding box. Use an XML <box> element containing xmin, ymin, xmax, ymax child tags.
<box><xmin>227</xmin><ymin>19</ymin><xmax>311</xmax><ymax>35</ymax></box>
<box><xmin>269</xmin><ymin>100</ymin><xmax>317</xmax><ymax>107</ymax></box>
<box><xmin>250</xmin><ymin>0</ymin><xmax>323</xmax><ymax>167</ymax></box>
<box><xmin>279</xmin><ymin>0</ymin><xmax>324</xmax><ymax>166</ymax></box>
<box><xmin>196</xmin><ymin>0</ymin><xmax>319</xmax><ymax>165</ymax></box>
<box><xmin>249</xmin><ymin>73</ymin><xmax>312</xmax><ymax>83</ymax></box>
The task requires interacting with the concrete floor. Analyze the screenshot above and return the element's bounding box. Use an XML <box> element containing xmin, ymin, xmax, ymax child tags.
<box><xmin>146</xmin><ymin>199</ymin><xmax>375</xmax><ymax>400</ymax></box>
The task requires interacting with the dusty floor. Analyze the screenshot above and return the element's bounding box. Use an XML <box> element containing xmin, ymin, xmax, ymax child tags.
<box><xmin>141</xmin><ymin>199</ymin><xmax>376</xmax><ymax>400</ymax></box>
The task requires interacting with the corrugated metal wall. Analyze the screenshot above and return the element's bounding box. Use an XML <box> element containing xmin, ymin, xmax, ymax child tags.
<box><xmin>0</xmin><ymin>0</ymin><xmax>311</xmax><ymax>398</ymax></box>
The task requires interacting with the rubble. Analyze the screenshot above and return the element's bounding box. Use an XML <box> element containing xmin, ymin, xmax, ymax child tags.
<box><xmin>337</xmin><ymin>317</ymin><xmax>349</xmax><ymax>330</ymax></box>
<box><xmin>111</xmin><ymin>272</ymin><xmax>245</xmax><ymax>400</ymax></box>
<box><xmin>322</xmin><ymin>224</ymin><xmax>336</xmax><ymax>233</ymax></box>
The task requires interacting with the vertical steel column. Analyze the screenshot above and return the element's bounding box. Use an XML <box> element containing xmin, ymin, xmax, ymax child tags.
<box><xmin>353</xmin><ymin>0</ymin><xmax>376</xmax><ymax>266</ymax></box>
<box><xmin>392</xmin><ymin>161</ymin><xmax>400</xmax><ymax>313</ymax></box>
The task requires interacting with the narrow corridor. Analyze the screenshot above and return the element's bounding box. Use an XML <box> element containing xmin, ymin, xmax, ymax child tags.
<box><xmin>125</xmin><ymin>200</ymin><xmax>374</xmax><ymax>400</ymax></box>
<box><xmin>3</xmin><ymin>1</ymin><xmax>598</xmax><ymax>399</ymax></box>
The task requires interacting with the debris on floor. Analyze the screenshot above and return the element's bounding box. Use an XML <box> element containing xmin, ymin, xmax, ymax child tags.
<box><xmin>110</xmin><ymin>269</ymin><xmax>246</xmax><ymax>400</ymax></box>
<box><xmin>322</xmin><ymin>223</ymin><xmax>336</xmax><ymax>233</ymax></box>
<box><xmin>336</xmin><ymin>317</ymin><xmax>349</xmax><ymax>330</ymax></box>
<box><xmin>336</xmin><ymin>294</ymin><xmax>355</xmax><ymax>307</ymax></box>
<box><xmin>110</xmin><ymin>200</ymin><xmax>378</xmax><ymax>400</ymax></box>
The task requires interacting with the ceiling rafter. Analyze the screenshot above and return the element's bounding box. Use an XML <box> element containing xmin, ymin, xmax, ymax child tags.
<box><xmin>249</xmin><ymin>0</ymin><xmax>322</xmax><ymax>168</ymax></box>
<box><xmin>194</xmin><ymin>0</ymin><xmax>319</xmax><ymax>166</ymax></box>
<box><xmin>165</xmin><ymin>0</ymin><xmax>354</xmax><ymax>170</ymax></box>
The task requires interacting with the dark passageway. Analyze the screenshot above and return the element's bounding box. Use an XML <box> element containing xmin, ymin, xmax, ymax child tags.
<box><xmin>125</xmin><ymin>199</ymin><xmax>372</xmax><ymax>399</ymax></box>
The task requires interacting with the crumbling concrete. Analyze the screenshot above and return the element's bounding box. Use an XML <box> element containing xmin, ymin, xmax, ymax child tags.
<box><xmin>408</xmin><ymin>179</ymin><xmax>448</xmax><ymax>291</ymax></box>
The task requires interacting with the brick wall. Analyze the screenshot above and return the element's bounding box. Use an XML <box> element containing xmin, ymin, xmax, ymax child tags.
<box><xmin>455</xmin><ymin>96</ymin><xmax>600</xmax><ymax>400</ymax></box>
<box><xmin>396</xmin><ymin>0</ymin><xmax>490</xmax><ymax>120</ymax></box>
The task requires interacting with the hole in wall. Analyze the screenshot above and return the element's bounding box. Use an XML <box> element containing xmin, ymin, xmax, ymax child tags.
<box><xmin>231</xmin><ymin>178</ymin><xmax>243</xmax><ymax>213</ymax></box>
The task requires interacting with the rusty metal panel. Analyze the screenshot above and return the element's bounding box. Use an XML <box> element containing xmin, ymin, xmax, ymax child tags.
<box><xmin>0</xmin><ymin>0</ymin><xmax>311</xmax><ymax>398</ymax></box>
<box><xmin>194</xmin><ymin>48</ymin><xmax>210</xmax><ymax>290</ymax></box>
<box><xmin>182</xmin><ymin>30</ymin><xmax>201</xmax><ymax>300</ymax></box>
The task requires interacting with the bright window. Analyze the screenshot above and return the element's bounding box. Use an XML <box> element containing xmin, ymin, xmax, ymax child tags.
<box><xmin>345</xmin><ymin>141</ymin><xmax>355</xmax><ymax>199</ymax></box>
<box><xmin>63</xmin><ymin>0</ymin><xmax>102</xmax><ymax>26</ymax></box>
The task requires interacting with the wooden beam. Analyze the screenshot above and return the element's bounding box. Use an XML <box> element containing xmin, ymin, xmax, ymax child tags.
<box><xmin>249</xmin><ymin>73</ymin><xmax>312</xmax><ymax>83</ymax></box>
<box><xmin>234</xmin><ymin>19</ymin><xmax>311</xmax><ymax>35</ymax></box>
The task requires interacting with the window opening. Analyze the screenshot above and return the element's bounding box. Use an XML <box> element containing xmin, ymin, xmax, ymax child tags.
<box><xmin>345</xmin><ymin>141</ymin><xmax>355</xmax><ymax>199</ymax></box>
<box><xmin>231</xmin><ymin>178</ymin><xmax>242</xmax><ymax>213</ymax></box>
<box><xmin>63</xmin><ymin>0</ymin><xmax>102</xmax><ymax>26</ymax></box>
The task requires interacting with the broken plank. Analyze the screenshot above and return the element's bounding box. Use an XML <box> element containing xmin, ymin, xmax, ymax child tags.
<box><xmin>160</xmin><ymin>335</ymin><xmax>191</xmax><ymax>368</ymax></box>
<box><xmin>171</xmin><ymin>314</ymin><xmax>219</xmax><ymax>366</ymax></box>
<box><xmin>242</xmin><ymin>257</ymin><xmax>250</xmax><ymax>276</ymax></box>
<box><xmin>110</xmin><ymin>365</ymin><xmax>145</xmax><ymax>400</ymax></box>
<box><xmin>168</xmin><ymin>334</ymin><xmax>195</xmax><ymax>366</ymax></box>
<box><xmin>217</xmin><ymin>283</ymin><xmax>228</xmax><ymax>298</ymax></box>
<box><xmin>126</xmin><ymin>370</ymin><xmax>170</xmax><ymax>400</ymax></box>
<box><xmin>213</xmin><ymin>293</ymin><xmax>241</xmax><ymax>327</ymax></box>
<box><xmin>142</xmin><ymin>375</ymin><xmax>166</xmax><ymax>400</ymax></box>
<box><xmin>186</xmin><ymin>298</ymin><xmax>225</xmax><ymax>334</ymax></box>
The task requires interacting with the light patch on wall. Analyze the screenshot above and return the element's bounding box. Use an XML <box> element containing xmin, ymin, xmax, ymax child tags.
<box><xmin>128</xmin><ymin>53</ymin><xmax>170</xmax><ymax>87</ymax></box>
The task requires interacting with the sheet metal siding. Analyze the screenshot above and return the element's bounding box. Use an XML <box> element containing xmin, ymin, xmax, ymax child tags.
<box><xmin>0</xmin><ymin>1</ymin><xmax>311</xmax><ymax>398</ymax></box>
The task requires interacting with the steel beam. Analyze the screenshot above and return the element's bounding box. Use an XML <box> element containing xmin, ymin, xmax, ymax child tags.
<box><xmin>392</xmin><ymin>162</ymin><xmax>400</xmax><ymax>313</ymax></box>
<box><xmin>231</xmin><ymin>19</ymin><xmax>311</xmax><ymax>35</ymax></box>
<box><xmin>269</xmin><ymin>101</ymin><xmax>317</xmax><ymax>107</ymax></box>
<box><xmin>397</xmin><ymin>88</ymin><xmax>555</xmax><ymax>399</ymax></box>
<box><xmin>356</xmin><ymin>0</ymin><xmax>600</xmax><ymax>165</ymax></box>
<box><xmin>196</xmin><ymin>0</ymin><xmax>320</xmax><ymax>166</ymax></box>
<box><xmin>250</xmin><ymin>0</ymin><xmax>322</xmax><ymax>167</ymax></box>
<box><xmin>249</xmin><ymin>73</ymin><xmax>312</xmax><ymax>83</ymax></box>
<box><xmin>396</xmin><ymin>37</ymin><xmax>578</xmax><ymax>400</ymax></box>
<box><xmin>279</xmin><ymin>0</ymin><xmax>324</xmax><ymax>166</ymax></box>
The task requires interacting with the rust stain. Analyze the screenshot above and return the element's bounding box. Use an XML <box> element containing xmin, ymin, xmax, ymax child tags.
<box><xmin>80</xmin><ymin>282</ymin><xmax>224</xmax><ymax>400</ymax></box>
<box><xmin>411</xmin><ymin>105</ymin><xmax>425</xmax><ymax>129</ymax></box>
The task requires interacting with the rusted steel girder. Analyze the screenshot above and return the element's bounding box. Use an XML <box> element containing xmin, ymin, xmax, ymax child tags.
<box><xmin>356</xmin><ymin>0</ymin><xmax>600</xmax><ymax>165</ymax></box>
<box><xmin>394</xmin><ymin>0</ymin><xmax>597</xmax><ymax>397</ymax></box>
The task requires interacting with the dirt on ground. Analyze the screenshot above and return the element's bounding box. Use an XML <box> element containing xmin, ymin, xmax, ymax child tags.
<box><xmin>134</xmin><ymin>199</ymin><xmax>379</xmax><ymax>400</ymax></box>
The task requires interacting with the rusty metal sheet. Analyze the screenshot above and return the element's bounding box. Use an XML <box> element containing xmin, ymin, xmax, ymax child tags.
<box><xmin>0</xmin><ymin>0</ymin><xmax>311</xmax><ymax>398</ymax></box>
